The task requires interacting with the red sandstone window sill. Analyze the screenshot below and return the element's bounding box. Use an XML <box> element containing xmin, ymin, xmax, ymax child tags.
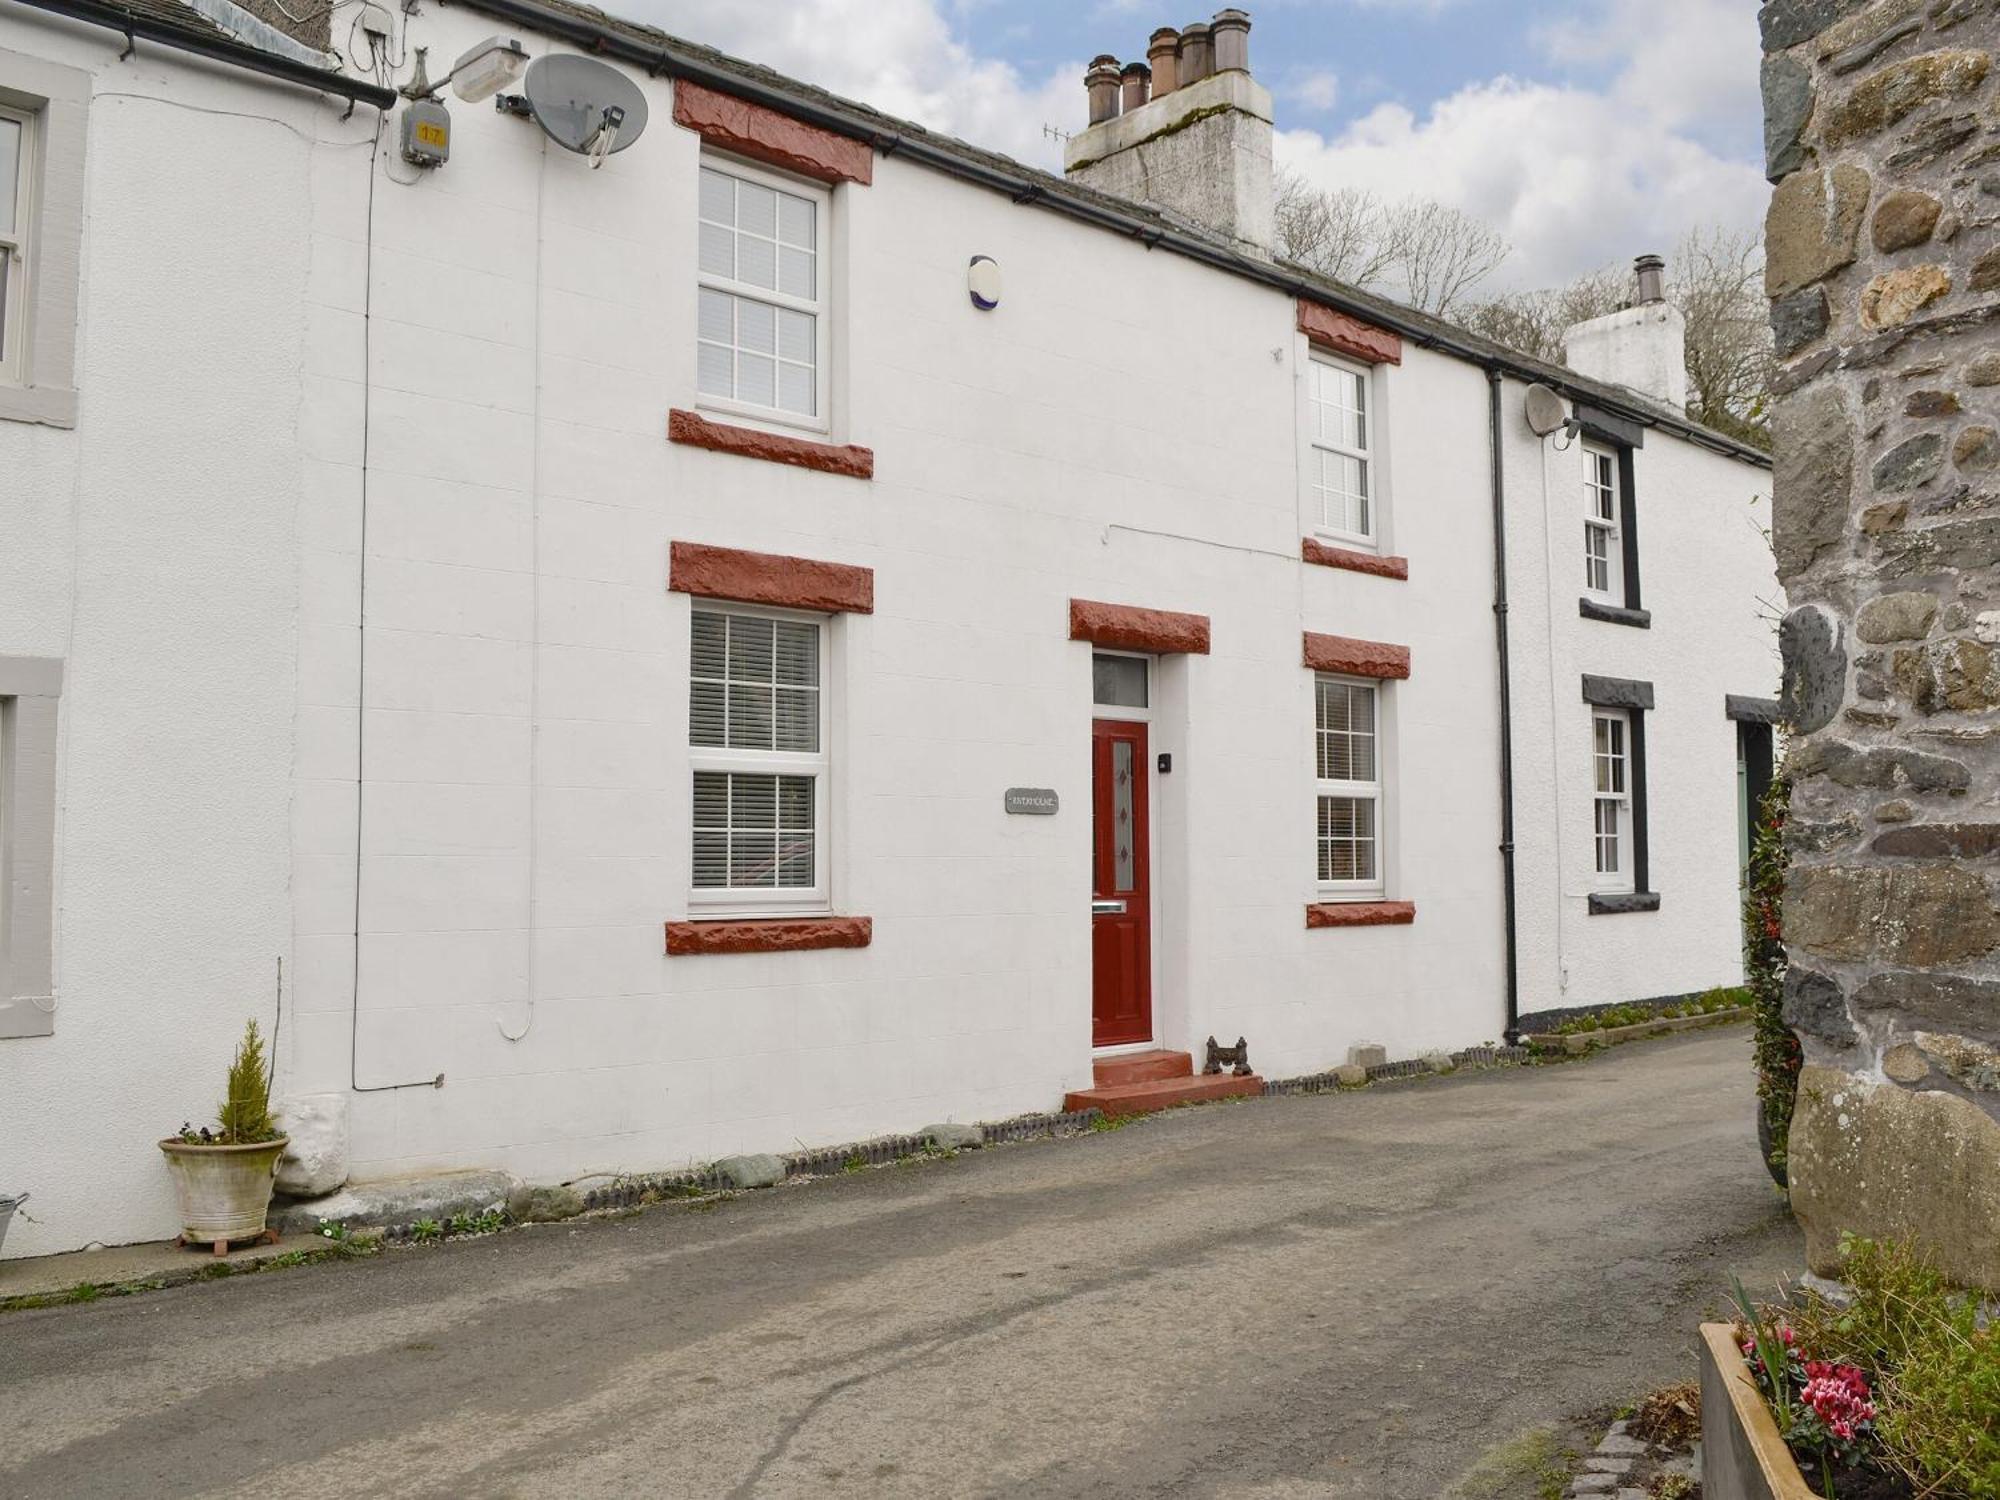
<box><xmin>1302</xmin><ymin>538</ymin><xmax>1410</xmax><ymax>581</ymax></box>
<box><xmin>1306</xmin><ymin>901</ymin><xmax>1416</xmax><ymax>929</ymax></box>
<box><xmin>665</xmin><ymin>916</ymin><xmax>873</xmax><ymax>956</ymax></box>
<box><xmin>668</xmin><ymin>409</ymin><xmax>874</xmax><ymax>479</ymax></box>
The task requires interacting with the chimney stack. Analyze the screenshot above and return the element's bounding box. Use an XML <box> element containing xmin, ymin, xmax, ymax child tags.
<box><xmin>1065</xmin><ymin>10</ymin><xmax>1274</xmax><ymax>255</ymax></box>
<box><xmin>1563</xmin><ymin>253</ymin><xmax>1687</xmax><ymax>409</ymax></box>
<box><xmin>1147</xmin><ymin>28</ymin><xmax>1179</xmax><ymax>96</ymax></box>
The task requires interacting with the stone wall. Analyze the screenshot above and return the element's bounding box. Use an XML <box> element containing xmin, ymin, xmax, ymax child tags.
<box><xmin>1763</xmin><ymin>0</ymin><xmax>2000</xmax><ymax>1289</ymax></box>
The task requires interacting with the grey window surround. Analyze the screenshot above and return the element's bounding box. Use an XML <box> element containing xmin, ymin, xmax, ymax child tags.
<box><xmin>0</xmin><ymin>49</ymin><xmax>88</xmax><ymax>430</ymax></box>
<box><xmin>1575</xmin><ymin>404</ymin><xmax>1645</xmax><ymax>624</ymax></box>
<box><xmin>1582</xmin><ymin>673</ymin><xmax>1655</xmax><ymax>915</ymax></box>
<box><xmin>0</xmin><ymin>654</ymin><xmax>61</xmax><ymax>1038</ymax></box>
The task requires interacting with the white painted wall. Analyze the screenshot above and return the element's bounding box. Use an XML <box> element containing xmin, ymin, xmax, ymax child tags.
<box><xmin>0</xmin><ymin>19</ymin><xmax>326</xmax><ymax>1256</ymax></box>
<box><xmin>0</xmin><ymin>2</ymin><xmax>1780</xmax><ymax>1255</ymax></box>
<box><xmin>1503</xmin><ymin>395</ymin><xmax>1780</xmax><ymax>1017</ymax></box>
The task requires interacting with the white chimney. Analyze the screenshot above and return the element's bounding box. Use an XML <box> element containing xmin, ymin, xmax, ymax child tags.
<box><xmin>1063</xmin><ymin>9</ymin><xmax>1274</xmax><ymax>256</ymax></box>
<box><xmin>1562</xmin><ymin>254</ymin><xmax>1687</xmax><ymax>410</ymax></box>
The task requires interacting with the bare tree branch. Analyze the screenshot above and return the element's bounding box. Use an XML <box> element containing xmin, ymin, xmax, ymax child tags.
<box><xmin>1273</xmin><ymin>170</ymin><xmax>1512</xmax><ymax>316</ymax></box>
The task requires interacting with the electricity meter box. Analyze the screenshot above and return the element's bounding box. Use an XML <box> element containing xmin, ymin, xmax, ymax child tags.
<box><xmin>400</xmin><ymin>99</ymin><xmax>451</xmax><ymax>168</ymax></box>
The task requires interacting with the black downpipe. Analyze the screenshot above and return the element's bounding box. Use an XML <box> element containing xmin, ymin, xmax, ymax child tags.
<box><xmin>1488</xmin><ymin>368</ymin><xmax>1522</xmax><ymax>1045</ymax></box>
<box><xmin>9</xmin><ymin>0</ymin><xmax>400</xmax><ymax>108</ymax></box>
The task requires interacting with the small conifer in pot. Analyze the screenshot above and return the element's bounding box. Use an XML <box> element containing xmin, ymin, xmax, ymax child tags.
<box><xmin>159</xmin><ymin>1020</ymin><xmax>289</xmax><ymax>1254</ymax></box>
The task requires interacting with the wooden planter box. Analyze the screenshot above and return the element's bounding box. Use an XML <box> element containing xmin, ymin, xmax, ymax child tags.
<box><xmin>1699</xmin><ymin>1322</ymin><xmax>1820</xmax><ymax>1500</ymax></box>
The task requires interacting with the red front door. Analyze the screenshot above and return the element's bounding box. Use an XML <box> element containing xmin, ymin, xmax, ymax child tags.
<box><xmin>1091</xmin><ymin>717</ymin><xmax>1153</xmax><ymax>1047</ymax></box>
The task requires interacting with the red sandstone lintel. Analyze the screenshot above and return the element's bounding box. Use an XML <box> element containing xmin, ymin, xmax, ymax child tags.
<box><xmin>672</xmin><ymin>79</ymin><xmax>874</xmax><ymax>185</ymax></box>
<box><xmin>1296</xmin><ymin>300</ymin><xmax>1404</xmax><ymax>366</ymax></box>
<box><xmin>665</xmin><ymin>916</ymin><xmax>873</xmax><ymax>956</ymax></box>
<box><xmin>670</xmin><ymin>541</ymin><xmax>874</xmax><ymax>615</ymax></box>
<box><xmin>1069</xmin><ymin>598</ymin><xmax>1211</xmax><ymax>655</ymax></box>
<box><xmin>1302</xmin><ymin>538</ymin><xmax>1410</xmax><ymax>580</ymax></box>
<box><xmin>1302</xmin><ymin>631</ymin><xmax>1411</xmax><ymax>679</ymax></box>
<box><xmin>1306</xmin><ymin>901</ymin><xmax>1416</xmax><ymax>929</ymax></box>
<box><xmin>668</xmin><ymin>410</ymin><xmax>874</xmax><ymax>479</ymax></box>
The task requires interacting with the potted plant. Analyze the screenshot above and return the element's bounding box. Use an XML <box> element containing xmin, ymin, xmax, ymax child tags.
<box><xmin>158</xmin><ymin>1020</ymin><xmax>288</xmax><ymax>1256</ymax></box>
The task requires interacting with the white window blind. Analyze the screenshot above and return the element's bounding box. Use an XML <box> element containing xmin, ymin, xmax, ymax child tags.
<box><xmin>1584</xmin><ymin>445</ymin><xmax>1619</xmax><ymax>599</ymax></box>
<box><xmin>689</xmin><ymin>607</ymin><xmax>829</xmax><ymax>910</ymax></box>
<box><xmin>1308</xmin><ymin>356</ymin><xmax>1373</xmax><ymax>543</ymax></box>
<box><xmin>1315</xmin><ymin>675</ymin><xmax>1383</xmax><ymax>894</ymax></box>
<box><xmin>1592</xmin><ymin>709</ymin><xmax>1632</xmax><ymax>890</ymax></box>
<box><xmin>696</xmin><ymin>162</ymin><xmax>824</xmax><ymax>424</ymax></box>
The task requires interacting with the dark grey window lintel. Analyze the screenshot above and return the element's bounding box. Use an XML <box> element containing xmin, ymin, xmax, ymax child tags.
<box><xmin>1726</xmin><ymin>694</ymin><xmax>1781</xmax><ymax>725</ymax></box>
<box><xmin>1581</xmin><ymin>674</ymin><xmax>1655</xmax><ymax>711</ymax></box>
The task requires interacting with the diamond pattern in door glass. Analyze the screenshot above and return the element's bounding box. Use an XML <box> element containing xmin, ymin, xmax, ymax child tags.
<box><xmin>1113</xmin><ymin>740</ymin><xmax>1135</xmax><ymax>893</ymax></box>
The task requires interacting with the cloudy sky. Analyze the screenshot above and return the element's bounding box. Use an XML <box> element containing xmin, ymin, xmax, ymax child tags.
<box><xmin>621</xmin><ymin>0</ymin><xmax>1768</xmax><ymax>293</ymax></box>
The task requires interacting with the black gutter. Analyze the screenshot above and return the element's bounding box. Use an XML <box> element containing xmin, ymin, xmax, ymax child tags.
<box><xmin>1487</xmin><ymin>368</ymin><xmax>1522</xmax><ymax>1046</ymax></box>
<box><xmin>9</xmin><ymin>0</ymin><xmax>400</xmax><ymax>108</ymax></box>
<box><xmin>446</xmin><ymin>0</ymin><xmax>1770</xmax><ymax>469</ymax></box>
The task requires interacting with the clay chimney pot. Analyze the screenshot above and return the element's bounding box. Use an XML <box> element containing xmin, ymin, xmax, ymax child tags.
<box><xmin>1086</xmin><ymin>55</ymin><xmax>1123</xmax><ymax>124</ymax></box>
<box><xmin>1120</xmin><ymin>61</ymin><xmax>1151</xmax><ymax>114</ymax></box>
<box><xmin>1210</xmin><ymin>8</ymin><xmax>1251</xmax><ymax>73</ymax></box>
<box><xmin>1178</xmin><ymin>21</ymin><xmax>1212</xmax><ymax>84</ymax></box>
<box><xmin>1148</xmin><ymin>27</ymin><xmax>1180</xmax><ymax>95</ymax></box>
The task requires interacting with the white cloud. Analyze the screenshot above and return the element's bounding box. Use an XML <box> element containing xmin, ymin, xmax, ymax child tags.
<box><xmin>613</xmin><ymin>0</ymin><xmax>1080</xmax><ymax>165</ymax></box>
<box><xmin>607</xmin><ymin>0</ymin><xmax>1764</xmax><ymax>292</ymax></box>
<box><xmin>1283</xmin><ymin>67</ymin><xmax>1341</xmax><ymax>112</ymax></box>
<box><xmin>1275</xmin><ymin>0</ymin><xmax>1767</xmax><ymax>290</ymax></box>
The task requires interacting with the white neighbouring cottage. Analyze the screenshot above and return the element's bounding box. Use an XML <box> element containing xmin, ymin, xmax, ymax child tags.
<box><xmin>0</xmin><ymin>0</ymin><xmax>1780</xmax><ymax>1258</ymax></box>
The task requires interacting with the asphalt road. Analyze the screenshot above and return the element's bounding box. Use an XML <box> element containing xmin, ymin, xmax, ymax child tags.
<box><xmin>1</xmin><ymin>1029</ymin><xmax>1801</xmax><ymax>1500</ymax></box>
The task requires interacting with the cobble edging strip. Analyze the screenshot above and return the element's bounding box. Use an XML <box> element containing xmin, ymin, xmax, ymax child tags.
<box><xmin>1264</xmin><ymin>1044</ymin><xmax>1534</xmax><ymax>1096</ymax></box>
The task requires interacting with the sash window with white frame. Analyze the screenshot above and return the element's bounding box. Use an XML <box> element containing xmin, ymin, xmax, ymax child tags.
<box><xmin>0</xmin><ymin>103</ymin><xmax>34</xmax><ymax>387</ymax></box>
<box><xmin>1583</xmin><ymin>443</ymin><xmax>1621</xmax><ymax>603</ymax></box>
<box><xmin>696</xmin><ymin>158</ymin><xmax>827</xmax><ymax>429</ymax></box>
<box><xmin>689</xmin><ymin>606</ymin><xmax>830</xmax><ymax>914</ymax></box>
<box><xmin>1315</xmin><ymin>675</ymin><xmax>1384</xmax><ymax>897</ymax></box>
<box><xmin>1307</xmin><ymin>354</ymin><xmax>1374</xmax><ymax>545</ymax></box>
<box><xmin>1592</xmin><ymin>708</ymin><xmax>1633</xmax><ymax>892</ymax></box>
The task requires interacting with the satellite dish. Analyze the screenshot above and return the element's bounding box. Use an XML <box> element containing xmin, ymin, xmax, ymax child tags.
<box><xmin>1523</xmin><ymin>383</ymin><xmax>1569</xmax><ymax>438</ymax></box>
<box><xmin>520</xmin><ymin>55</ymin><xmax>648</xmax><ymax>167</ymax></box>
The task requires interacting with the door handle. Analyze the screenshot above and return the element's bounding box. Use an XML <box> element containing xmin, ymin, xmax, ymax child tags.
<box><xmin>1091</xmin><ymin>899</ymin><xmax>1127</xmax><ymax>915</ymax></box>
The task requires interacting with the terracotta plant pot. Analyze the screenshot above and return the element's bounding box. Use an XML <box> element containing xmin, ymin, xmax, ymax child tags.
<box><xmin>1698</xmin><ymin>1322</ymin><xmax>1819</xmax><ymax>1500</ymax></box>
<box><xmin>158</xmin><ymin>1137</ymin><xmax>288</xmax><ymax>1254</ymax></box>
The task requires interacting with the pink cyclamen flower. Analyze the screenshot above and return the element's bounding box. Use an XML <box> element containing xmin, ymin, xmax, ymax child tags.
<box><xmin>1801</xmin><ymin>1362</ymin><xmax>1876</xmax><ymax>1442</ymax></box>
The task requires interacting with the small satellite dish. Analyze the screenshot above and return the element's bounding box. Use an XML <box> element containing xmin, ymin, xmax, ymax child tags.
<box><xmin>519</xmin><ymin>54</ymin><xmax>648</xmax><ymax>167</ymax></box>
<box><xmin>1524</xmin><ymin>383</ymin><xmax>1569</xmax><ymax>438</ymax></box>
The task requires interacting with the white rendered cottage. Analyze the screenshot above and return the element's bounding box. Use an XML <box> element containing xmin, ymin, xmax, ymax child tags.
<box><xmin>0</xmin><ymin>0</ymin><xmax>1779</xmax><ymax>1256</ymax></box>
